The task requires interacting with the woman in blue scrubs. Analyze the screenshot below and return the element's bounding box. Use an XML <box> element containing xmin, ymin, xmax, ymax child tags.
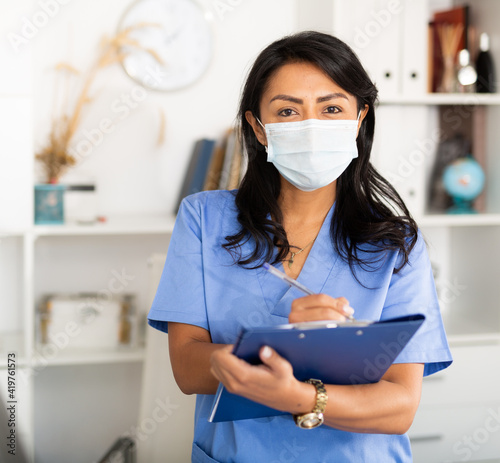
<box><xmin>149</xmin><ymin>31</ymin><xmax>452</xmax><ymax>462</ymax></box>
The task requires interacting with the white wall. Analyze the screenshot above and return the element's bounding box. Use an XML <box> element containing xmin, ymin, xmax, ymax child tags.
<box><xmin>24</xmin><ymin>0</ymin><xmax>299</xmax><ymax>217</ymax></box>
<box><xmin>0</xmin><ymin>1</ymin><xmax>33</xmax><ymax>231</ymax></box>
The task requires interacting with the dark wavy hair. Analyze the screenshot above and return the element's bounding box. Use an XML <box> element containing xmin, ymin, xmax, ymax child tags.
<box><xmin>223</xmin><ymin>31</ymin><xmax>418</xmax><ymax>274</ymax></box>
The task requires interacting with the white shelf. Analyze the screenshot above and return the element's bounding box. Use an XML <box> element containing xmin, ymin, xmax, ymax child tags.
<box><xmin>32</xmin><ymin>346</ymin><xmax>146</xmax><ymax>367</ymax></box>
<box><xmin>380</xmin><ymin>93</ymin><xmax>500</xmax><ymax>106</ymax></box>
<box><xmin>419</xmin><ymin>213</ymin><xmax>500</xmax><ymax>227</ymax></box>
<box><xmin>0</xmin><ymin>230</ymin><xmax>28</xmax><ymax>238</ymax></box>
<box><xmin>2</xmin><ymin>215</ymin><xmax>177</xmax><ymax>237</ymax></box>
<box><xmin>33</xmin><ymin>214</ymin><xmax>176</xmax><ymax>237</ymax></box>
<box><xmin>1</xmin><ymin>336</ymin><xmax>147</xmax><ymax>368</ymax></box>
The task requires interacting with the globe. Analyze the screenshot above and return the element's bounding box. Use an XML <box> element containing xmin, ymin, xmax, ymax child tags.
<box><xmin>442</xmin><ymin>157</ymin><xmax>485</xmax><ymax>214</ymax></box>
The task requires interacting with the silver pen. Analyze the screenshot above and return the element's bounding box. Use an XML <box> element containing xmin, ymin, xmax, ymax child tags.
<box><xmin>263</xmin><ymin>262</ymin><xmax>355</xmax><ymax>321</ymax></box>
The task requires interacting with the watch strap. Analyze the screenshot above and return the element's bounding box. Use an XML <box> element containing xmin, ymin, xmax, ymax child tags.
<box><xmin>306</xmin><ymin>379</ymin><xmax>328</xmax><ymax>414</ymax></box>
<box><xmin>293</xmin><ymin>378</ymin><xmax>328</xmax><ymax>429</ymax></box>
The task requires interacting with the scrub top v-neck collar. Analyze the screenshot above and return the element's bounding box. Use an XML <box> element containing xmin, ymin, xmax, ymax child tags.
<box><xmin>256</xmin><ymin>204</ymin><xmax>339</xmax><ymax>319</ymax></box>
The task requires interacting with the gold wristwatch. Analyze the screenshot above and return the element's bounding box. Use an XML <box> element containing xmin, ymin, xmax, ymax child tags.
<box><xmin>293</xmin><ymin>379</ymin><xmax>328</xmax><ymax>429</ymax></box>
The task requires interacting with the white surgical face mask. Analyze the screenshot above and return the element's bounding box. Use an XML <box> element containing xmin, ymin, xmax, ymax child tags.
<box><xmin>257</xmin><ymin>115</ymin><xmax>360</xmax><ymax>192</ymax></box>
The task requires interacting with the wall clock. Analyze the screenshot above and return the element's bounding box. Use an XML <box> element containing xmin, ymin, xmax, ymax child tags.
<box><xmin>119</xmin><ymin>0</ymin><xmax>213</xmax><ymax>91</ymax></box>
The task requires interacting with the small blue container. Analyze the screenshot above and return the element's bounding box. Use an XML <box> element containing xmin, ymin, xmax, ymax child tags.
<box><xmin>34</xmin><ymin>184</ymin><xmax>66</xmax><ymax>225</ymax></box>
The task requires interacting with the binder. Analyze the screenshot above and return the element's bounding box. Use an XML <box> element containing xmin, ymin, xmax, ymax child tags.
<box><xmin>209</xmin><ymin>314</ymin><xmax>425</xmax><ymax>422</ymax></box>
<box><xmin>401</xmin><ymin>0</ymin><xmax>428</xmax><ymax>96</ymax></box>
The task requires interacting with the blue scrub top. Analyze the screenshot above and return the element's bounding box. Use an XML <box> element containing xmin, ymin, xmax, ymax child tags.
<box><xmin>149</xmin><ymin>190</ymin><xmax>452</xmax><ymax>463</ymax></box>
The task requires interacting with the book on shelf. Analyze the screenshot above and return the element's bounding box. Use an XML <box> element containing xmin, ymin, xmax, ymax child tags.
<box><xmin>177</xmin><ymin>128</ymin><xmax>247</xmax><ymax>211</ymax></box>
<box><xmin>217</xmin><ymin>127</ymin><xmax>246</xmax><ymax>190</ymax></box>
<box><xmin>175</xmin><ymin>138</ymin><xmax>217</xmax><ymax>211</ymax></box>
<box><xmin>203</xmin><ymin>139</ymin><xmax>227</xmax><ymax>191</ymax></box>
<box><xmin>239</xmin><ymin>142</ymin><xmax>248</xmax><ymax>185</ymax></box>
<box><xmin>227</xmin><ymin>129</ymin><xmax>244</xmax><ymax>190</ymax></box>
<box><xmin>218</xmin><ymin>128</ymin><xmax>237</xmax><ymax>190</ymax></box>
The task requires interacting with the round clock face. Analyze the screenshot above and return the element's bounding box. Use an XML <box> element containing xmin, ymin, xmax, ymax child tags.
<box><xmin>119</xmin><ymin>0</ymin><xmax>213</xmax><ymax>91</ymax></box>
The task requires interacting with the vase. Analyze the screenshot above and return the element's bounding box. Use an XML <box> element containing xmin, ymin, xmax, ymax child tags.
<box><xmin>34</xmin><ymin>184</ymin><xmax>66</xmax><ymax>225</ymax></box>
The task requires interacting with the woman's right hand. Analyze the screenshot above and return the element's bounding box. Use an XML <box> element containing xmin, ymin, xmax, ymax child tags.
<box><xmin>289</xmin><ymin>294</ymin><xmax>354</xmax><ymax>324</ymax></box>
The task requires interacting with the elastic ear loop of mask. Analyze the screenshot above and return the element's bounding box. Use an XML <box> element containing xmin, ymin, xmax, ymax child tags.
<box><xmin>256</xmin><ymin>117</ymin><xmax>268</xmax><ymax>152</ymax></box>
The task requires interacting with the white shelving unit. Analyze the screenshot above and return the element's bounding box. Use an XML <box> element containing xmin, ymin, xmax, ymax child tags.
<box><xmin>325</xmin><ymin>1</ymin><xmax>500</xmax><ymax>461</ymax></box>
<box><xmin>29</xmin><ymin>219</ymin><xmax>175</xmax><ymax>359</ymax></box>
<box><xmin>29</xmin><ymin>219</ymin><xmax>173</xmax><ymax>462</ymax></box>
<box><xmin>1</xmin><ymin>216</ymin><xmax>175</xmax><ymax>348</ymax></box>
<box><xmin>0</xmin><ymin>215</ymin><xmax>174</xmax><ymax>461</ymax></box>
<box><xmin>25</xmin><ymin>216</ymin><xmax>174</xmax><ymax>373</ymax></box>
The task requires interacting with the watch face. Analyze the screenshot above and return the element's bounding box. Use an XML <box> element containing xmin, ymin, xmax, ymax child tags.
<box><xmin>298</xmin><ymin>412</ymin><xmax>324</xmax><ymax>429</ymax></box>
<box><xmin>119</xmin><ymin>0</ymin><xmax>213</xmax><ymax>91</ymax></box>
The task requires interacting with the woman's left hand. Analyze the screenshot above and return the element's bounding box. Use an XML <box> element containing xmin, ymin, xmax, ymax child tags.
<box><xmin>210</xmin><ymin>345</ymin><xmax>313</xmax><ymax>414</ymax></box>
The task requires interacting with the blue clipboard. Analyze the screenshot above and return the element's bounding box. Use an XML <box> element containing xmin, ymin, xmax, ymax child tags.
<box><xmin>209</xmin><ymin>314</ymin><xmax>425</xmax><ymax>422</ymax></box>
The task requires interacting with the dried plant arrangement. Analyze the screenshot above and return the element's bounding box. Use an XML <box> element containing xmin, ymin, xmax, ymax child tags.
<box><xmin>436</xmin><ymin>23</ymin><xmax>464</xmax><ymax>93</ymax></box>
<box><xmin>36</xmin><ymin>23</ymin><xmax>163</xmax><ymax>183</ymax></box>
